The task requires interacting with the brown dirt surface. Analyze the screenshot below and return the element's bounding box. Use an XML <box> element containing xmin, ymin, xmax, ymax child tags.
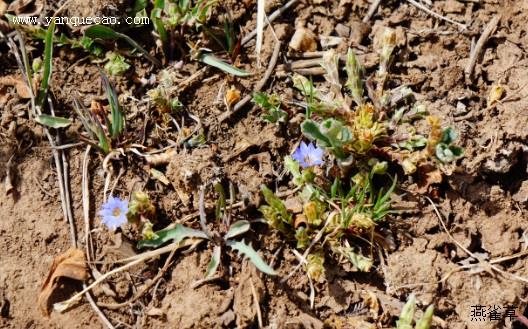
<box><xmin>1</xmin><ymin>0</ymin><xmax>528</xmax><ymax>328</ymax></box>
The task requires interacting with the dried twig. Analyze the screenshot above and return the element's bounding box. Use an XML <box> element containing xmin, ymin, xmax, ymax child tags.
<box><xmin>363</xmin><ymin>0</ymin><xmax>382</xmax><ymax>22</ymax></box>
<box><xmin>250</xmin><ymin>278</ymin><xmax>263</xmax><ymax>328</ymax></box>
<box><xmin>81</xmin><ymin>146</ymin><xmax>94</xmax><ymax>261</ymax></box>
<box><xmin>281</xmin><ymin>214</ymin><xmax>333</xmax><ymax>283</ymax></box>
<box><xmin>425</xmin><ymin>197</ymin><xmax>528</xmax><ymax>284</ymax></box>
<box><xmin>97</xmin><ymin>248</ymin><xmax>178</xmax><ymax>310</ymax></box>
<box><xmin>255</xmin><ymin>0</ymin><xmax>266</xmax><ymax>65</ymax></box>
<box><xmin>198</xmin><ymin>186</ymin><xmax>213</xmax><ymax>238</ymax></box>
<box><xmin>242</xmin><ymin>0</ymin><xmax>299</xmax><ymax>46</ymax></box>
<box><xmin>464</xmin><ymin>15</ymin><xmax>501</xmax><ymax>80</ymax></box>
<box><xmin>218</xmin><ymin>40</ymin><xmax>281</xmax><ymax>123</ymax></box>
<box><xmin>407</xmin><ymin>0</ymin><xmax>467</xmax><ymax>30</ymax></box>
<box><xmin>55</xmin><ymin>239</ymin><xmax>202</xmax><ymax>312</ymax></box>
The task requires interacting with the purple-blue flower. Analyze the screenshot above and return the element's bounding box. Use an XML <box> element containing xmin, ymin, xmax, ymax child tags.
<box><xmin>99</xmin><ymin>196</ymin><xmax>129</xmax><ymax>230</ymax></box>
<box><xmin>292</xmin><ymin>141</ymin><xmax>324</xmax><ymax>168</ymax></box>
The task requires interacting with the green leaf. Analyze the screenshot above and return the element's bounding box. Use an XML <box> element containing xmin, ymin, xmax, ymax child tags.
<box><xmin>301</xmin><ymin>120</ymin><xmax>331</xmax><ymax>147</ymax></box>
<box><xmin>436</xmin><ymin>143</ymin><xmax>463</xmax><ymax>163</ymax></box>
<box><xmin>284</xmin><ymin>156</ymin><xmax>302</xmax><ymax>186</ymax></box>
<box><xmin>260</xmin><ymin>185</ymin><xmax>292</xmax><ymax>225</ymax></box>
<box><xmin>85</xmin><ymin>25</ymin><xmax>161</xmax><ymax>66</ymax></box>
<box><xmin>224</xmin><ymin>220</ymin><xmax>250</xmax><ymax>240</ymax></box>
<box><xmin>441</xmin><ymin>127</ymin><xmax>458</xmax><ymax>144</ymax></box>
<box><xmin>35</xmin><ymin>114</ymin><xmax>72</xmax><ymax>128</ymax></box>
<box><xmin>137</xmin><ymin>224</ymin><xmax>209</xmax><ymax>249</ymax></box>
<box><xmin>104</xmin><ymin>52</ymin><xmax>131</xmax><ymax>76</ymax></box>
<box><xmin>85</xmin><ymin>25</ymin><xmax>119</xmax><ymax>39</ymax></box>
<box><xmin>99</xmin><ymin>70</ymin><xmax>124</xmax><ymax>139</ymax></box>
<box><xmin>151</xmin><ymin>0</ymin><xmax>168</xmax><ymax>53</ymax></box>
<box><xmin>205</xmin><ymin>245</ymin><xmax>221</xmax><ymax>278</ymax></box>
<box><xmin>301</xmin><ymin>119</ymin><xmax>350</xmax><ymax>159</ymax></box>
<box><xmin>132</xmin><ymin>0</ymin><xmax>148</xmax><ymax>13</ymax></box>
<box><xmin>226</xmin><ymin>240</ymin><xmax>277</xmax><ymax>275</ymax></box>
<box><xmin>415</xmin><ymin>305</ymin><xmax>434</xmax><ymax>329</ymax></box>
<box><xmin>396</xmin><ymin>294</ymin><xmax>416</xmax><ymax>329</ymax></box>
<box><xmin>214</xmin><ymin>183</ymin><xmax>226</xmax><ymax>221</ymax></box>
<box><xmin>338</xmin><ymin>247</ymin><xmax>373</xmax><ymax>272</ymax></box>
<box><xmin>36</xmin><ymin>20</ymin><xmax>55</xmax><ymax>107</ymax></box>
<box><xmin>200</xmin><ymin>54</ymin><xmax>251</xmax><ymax>77</ymax></box>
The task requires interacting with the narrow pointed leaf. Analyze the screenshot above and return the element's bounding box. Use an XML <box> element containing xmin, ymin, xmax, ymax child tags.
<box><xmin>205</xmin><ymin>246</ymin><xmax>221</xmax><ymax>279</ymax></box>
<box><xmin>137</xmin><ymin>224</ymin><xmax>209</xmax><ymax>249</ymax></box>
<box><xmin>200</xmin><ymin>54</ymin><xmax>251</xmax><ymax>77</ymax></box>
<box><xmin>226</xmin><ymin>240</ymin><xmax>277</xmax><ymax>275</ymax></box>
<box><xmin>415</xmin><ymin>305</ymin><xmax>434</xmax><ymax>329</ymax></box>
<box><xmin>224</xmin><ymin>220</ymin><xmax>250</xmax><ymax>240</ymax></box>
<box><xmin>36</xmin><ymin>20</ymin><xmax>55</xmax><ymax>107</ymax></box>
<box><xmin>35</xmin><ymin>114</ymin><xmax>72</xmax><ymax>128</ymax></box>
<box><xmin>85</xmin><ymin>25</ymin><xmax>119</xmax><ymax>39</ymax></box>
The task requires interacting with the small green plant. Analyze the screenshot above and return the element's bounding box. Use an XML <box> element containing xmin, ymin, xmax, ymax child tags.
<box><xmin>259</xmin><ymin>28</ymin><xmax>464</xmax><ymax>283</ymax></box>
<box><xmin>151</xmin><ymin>0</ymin><xmax>216</xmax><ymax>57</ymax></box>
<box><xmin>6</xmin><ymin>14</ymin><xmax>104</xmax><ymax>56</ymax></box>
<box><xmin>396</xmin><ymin>294</ymin><xmax>434</xmax><ymax>329</ymax></box>
<box><xmin>253</xmin><ymin>92</ymin><xmax>288</xmax><ymax>123</ymax></box>
<box><xmin>73</xmin><ymin>71</ymin><xmax>125</xmax><ymax>154</ymax></box>
<box><xmin>127</xmin><ymin>191</ymin><xmax>158</xmax><ymax>240</ymax></box>
<box><xmin>84</xmin><ymin>25</ymin><xmax>161</xmax><ymax>66</ymax></box>
<box><xmin>104</xmin><ymin>52</ymin><xmax>131</xmax><ymax>76</ymax></box>
<box><xmin>260</xmin><ymin>146</ymin><xmax>396</xmax><ymax>277</ymax></box>
<box><xmin>137</xmin><ymin>185</ymin><xmax>276</xmax><ymax>277</ymax></box>
<box><xmin>146</xmin><ymin>69</ymin><xmax>184</xmax><ymax>120</ymax></box>
<box><xmin>292</xmin><ymin>28</ymin><xmax>463</xmax><ymax>173</ymax></box>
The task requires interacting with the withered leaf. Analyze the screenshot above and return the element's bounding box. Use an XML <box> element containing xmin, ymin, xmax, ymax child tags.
<box><xmin>0</xmin><ymin>76</ymin><xmax>31</xmax><ymax>99</ymax></box>
<box><xmin>38</xmin><ymin>248</ymin><xmax>89</xmax><ymax>316</ymax></box>
<box><xmin>415</xmin><ymin>164</ymin><xmax>443</xmax><ymax>194</ymax></box>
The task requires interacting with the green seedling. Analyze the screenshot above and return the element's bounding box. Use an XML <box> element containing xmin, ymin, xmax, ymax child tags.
<box><xmin>26</xmin><ymin>21</ymin><xmax>75</xmax><ymax>128</ymax></box>
<box><xmin>435</xmin><ymin>127</ymin><xmax>464</xmax><ymax>163</ymax></box>
<box><xmin>151</xmin><ymin>0</ymin><xmax>249</xmax><ymax>76</ymax></box>
<box><xmin>85</xmin><ymin>25</ymin><xmax>161</xmax><ymax>67</ymax></box>
<box><xmin>151</xmin><ymin>0</ymin><xmax>215</xmax><ymax>57</ymax></box>
<box><xmin>292</xmin><ymin>28</ymin><xmax>463</xmax><ymax>174</ymax></box>
<box><xmin>104</xmin><ymin>52</ymin><xmax>131</xmax><ymax>76</ymax></box>
<box><xmin>127</xmin><ymin>191</ymin><xmax>157</xmax><ymax>240</ymax></box>
<box><xmin>202</xmin><ymin>13</ymin><xmax>241</xmax><ymax>63</ymax></box>
<box><xmin>260</xmin><ymin>144</ymin><xmax>397</xmax><ymax>277</ymax></box>
<box><xmin>253</xmin><ymin>92</ymin><xmax>288</xmax><ymax>123</ymax></box>
<box><xmin>138</xmin><ymin>186</ymin><xmax>276</xmax><ymax>277</ymax></box>
<box><xmin>396</xmin><ymin>294</ymin><xmax>434</xmax><ymax>329</ymax></box>
<box><xmin>72</xmin><ymin>71</ymin><xmax>125</xmax><ymax>154</ymax></box>
<box><xmin>36</xmin><ymin>20</ymin><xmax>55</xmax><ymax>108</ymax></box>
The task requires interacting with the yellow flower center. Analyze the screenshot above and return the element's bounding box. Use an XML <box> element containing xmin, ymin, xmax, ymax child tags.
<box><xmin>112</xmin><ymin>208</ymin><xmax>121</xmax><ymax>217</ymax></box>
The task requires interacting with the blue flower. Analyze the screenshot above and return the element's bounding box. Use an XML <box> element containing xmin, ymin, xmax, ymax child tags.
<box><xmin>292</xmin><ymin>141</ymin><xmax>324</xmax><ymax>168</ymax></box>
<box><xmin>99</xmin><ymin>196</ymin><xmax>129</xmax><ymax>230</ymax></box>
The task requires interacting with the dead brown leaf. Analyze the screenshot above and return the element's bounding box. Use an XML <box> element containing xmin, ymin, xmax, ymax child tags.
<box><xmin>7</xmin><ymin>0</ymin><xmax>43</xmax><ymax>16</ymax></box>
<box><xmin>38</xmin><ymin>248</ymin><xmax>89</xmax><ymax>316</ymax></box>
<box><xmin>0</xmin><ymin>76</ymin><xmax>31</xmax><ymax>99</ymax></box>
<box><xmin>415</xmin><ymin>164</ymin><xmax>443</xmax><ymax>194</ymax></box>
<box><xmin>0</xmin><ymin>1</ymin><xmax>7</xmax><ymax>16</ymax></box>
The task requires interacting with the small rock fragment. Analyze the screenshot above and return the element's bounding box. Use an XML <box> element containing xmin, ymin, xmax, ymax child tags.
<box><xmin>289</xmin><ymin>27</ymin><xmax>317</xmax><ymax>52</ymax></box>
<box><xmin>348</xmin><ymin>20</ymin><xmax>372</xmax><ymax>45</ymax></box>
<box><xmin>513</xmin><ymin>180</ymin><xmax>528</xmax><ymax>205</ymax></box>
<box><xmin>320</xmin><ymin>35</ymin><xmax>343</xmax><ymax>48</ymax></box>
<box><xmin>335</xmin><ymin>23</ymin><xmax>351</xmax><ymax>38</ymax></box>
